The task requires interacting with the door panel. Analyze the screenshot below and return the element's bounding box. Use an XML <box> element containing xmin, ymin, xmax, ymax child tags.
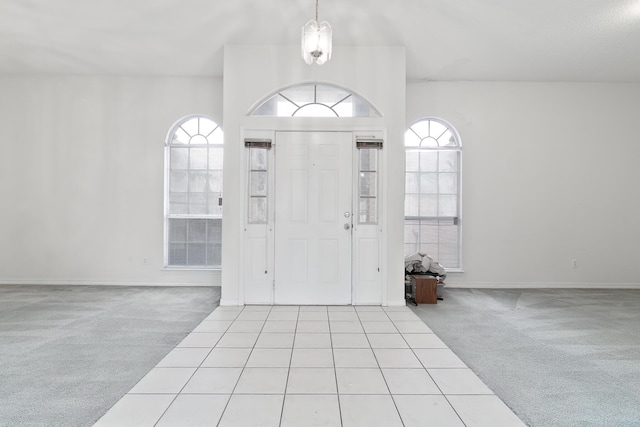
<box><xmin>274</xmin><ymin>132</ymin><xmax>352</xmax><ymax>305</ymax></box>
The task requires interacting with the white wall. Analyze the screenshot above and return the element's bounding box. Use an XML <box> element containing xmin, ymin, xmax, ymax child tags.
<box><xmin>0</xmin><ymin>75</ymin><xmax>223</xmax><ymax>286</ymax></box>
<box><xmin>407</xmin><ymin>81</ymin><xmax>640</xmax><ymax>287</ymax></box>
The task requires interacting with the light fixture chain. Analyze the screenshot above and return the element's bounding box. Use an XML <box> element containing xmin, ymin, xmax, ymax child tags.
<box><xmin>316</xmin><ymin>0</ymin><xmax>319</xmax><ymax>22</ymax></box>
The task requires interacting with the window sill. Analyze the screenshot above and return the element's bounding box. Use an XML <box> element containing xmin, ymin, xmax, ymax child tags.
<box><xmin>163</xmin><ymin>266</ymin><xmax>222</xmax><ymax>272</ymax></box>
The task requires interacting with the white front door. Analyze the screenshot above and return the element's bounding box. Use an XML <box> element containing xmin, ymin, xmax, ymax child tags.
<box><xmin>274</xmin><ymin>131</ymin><xmax>353</xmax><ymax>305</ymax></box>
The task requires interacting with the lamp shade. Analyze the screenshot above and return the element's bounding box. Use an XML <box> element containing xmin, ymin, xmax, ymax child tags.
<box><xmin>301</xmin><ymin>20</ymin><xmax>332</xmax><ymax>65</ymax></box>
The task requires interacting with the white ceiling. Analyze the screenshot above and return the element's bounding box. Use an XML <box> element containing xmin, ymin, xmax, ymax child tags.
<box><xmin>2</xmin><ymin>0</ymin><xmax>640</xmax><ymax>82</ymax></box>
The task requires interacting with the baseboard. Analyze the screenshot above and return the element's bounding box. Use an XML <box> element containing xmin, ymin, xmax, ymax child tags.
<box><xmin>0</xmin><ymin>279</ymin><xmax>219</xmax><ymax>287</ymax></box>
<box><xmin>445</xmin><ymin>282</ymin><xmax>640</xmax><ymax>289</ymax></box>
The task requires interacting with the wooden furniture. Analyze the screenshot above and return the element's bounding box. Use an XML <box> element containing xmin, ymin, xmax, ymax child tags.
<box><xmin>409</xmin><ymin>275</ymin><xmax>438</xmax><ymax>304</ymax></box>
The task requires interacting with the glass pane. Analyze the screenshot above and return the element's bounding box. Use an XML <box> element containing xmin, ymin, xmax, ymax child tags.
<box><xmin>438</xmin><ymin>129</ymin><xmax>456</xmax><ymax>147</ymax></box>
<box><xmin>405</xmin><ymin>172</ymin><xmax>419</xmax><ymax>194</ymax></box>
<box><xmin>404</xmin><ymin>221</ymin><xmax>420</xmax><ymax>244</ymax></box>
<box><xmin>199</xmin><ymin>117</ymin><xmax>217</xmax><ymax>137</ymax></box>
<box><xmin>252</xmin><ymin>96</ymin><xmax>279</xmax><ymax>116</ymax></box>
<box><xmin>281</xmin><ymin>84</ymin><xmax>315</xmax><ymax>105</ymax></box>
<box><xmin>293</xmin><ymin>103</ymin><xmax>337</xmax><ymax>117</ymax></box>
<box><xmin>353</xmin><ymin>95</ymin><xmax>380</xmax><ymax>117</ymax></box>
<box><xmin>438</xmin><ymin>195</ymin><xmax>457</xmax><ymax>216</ymax></box>
<box><xmin>169</xmin><ymin>243</ymin><xmax>187</xmax><ymax>265</ymax></box>
<box><xmin>315</xmin><ymin>84</ymin><xmax>350</xmax><ymax>105</ymax></box>
<box><xmin>170</xmin><ymin>171</ymin><xmax>188</xmax><ymax>192</ymax></box>
<box><xmin>189</xmin><ymin>171</ymin><xmax>208</xmax><ymax>192</ymax></box>
<box><xmin>405</xmin><ymin>151</ymin><xmax>420</xmax><ymax>172</ymax></box>
<box><xmin>168</xmin><ymin>219</ymin><xmax>187</xmax><ymax>242</ymax></box>
<box><xmin>421</xmin><ymin>137</ymin><xmax>438</xmax><ymax>147</ymax></box>
<box><xmin>169</xmin><ymin>192</ymin><xmax>188</xmax><ymax>214</ymax></box>
<box><xmin>404</xmin><ymin>130</ymin><xmax>420</xmax><ymax>147</ymax></box>
<box><xmin>250</xmin><ymin>171</ymin><xmax>267</xmax><ymax>196</ymax></box>
<box><xmin>206</xmin><ymin>243</ymin><xmax>222</xmax><ymax>266</ymax></box>
<box><xmin>208</xmin><ymin>171</ymin><xmax>223</xmax><ymax>193</ymax></box>
<box><xmin>170</xmin><ymin>148</ymin><xmax>188</xmax><ymax>169</ymax></box>
<box><xmin>420</xmin><ymin>195</ymin><xmax>438</xmax><ymax>217</ymax></box>
<box><xmin>411</xmin><ymin>121</ymin><xmax>429</xmax><ymax>138</ymax></box>
<box><xmin>359</xmin><ymin>172</ymin><xmax>377</xmax><ymax>197</ymax></box>
<box><xmin>405</xmin><ymin>243</ymin><xmax>419</xmax><ymax>256</ymax></box>
<box><xmin>208</xmin><ymin>147</ymin><xmax>223</xmax><ymax>170</ymax></box>
<box><xmin>439</xmin><ymin>173</ymin><xmax>458</xmax><ymax>194</ymax></box>
<box><xmin>190</xmin><ymin>134</ymin><xmax>208</xmax><ymax>145</ymax></box>
<box><xmin>172</xmin><ymin>127</ymin><xmax>190</xmax><ymax>144</ymax></box>
<box><xmin>404</xmin><ymin>194</ymin><xmax>420</xmax><ymax>217</ymax></box>
<box><xmin>420</xmin><ymin>173</ymin><xmax>437</xmax><ymax>193</ymax></box>
<box><xmin>429</xmin><ymin>120</ymin><xmax>447</xmax><ymax>139</ymax></box>
<box><xmin>276</xmin><ymin>97</ymin><xmax>297</xmax><ymax>117</ymax></box>
<box><xmin>190</xmin><ymin>148</ymin><xmax>208</xmax><ymax>170</ymax></box>
<box><xmin>181</xmin><ymin>118</ymin><xmax>198</xmax><ymax>136</ymax></box>
<box><xmin>419</xmin><ymin>244</ymin><xmax>439</xmax><ymax>260</ymax></box>
<box><xmin>420</xmin><ymin>224</ymin><xmax>439</xmax><ymax>242</ymax></box>
<box><xmin>249</xmin><ymin>197</ymin><xmax>267</xmax><ymax>223</ymax></box>
<box><xmin>420</xmin><ymin>151</ymin><xmax>438</xmax><ymax>172</ymax></box>
<box><xmin>207</xmin><ymin>219</ymin><xmax>222</xmax><ymax>243</ymax></box>
<box><xmin>209</xmin><ymin>127</ymin><xmax>224</xmax><ymax>145</ymax></box>
<box><xmin>439</xmin><ymin>151</ymin><xmax>458</xmax><ymax>172</ymax></box>
<box><xmin>360</xmin><ymin>149</ymin><xmax>377</xmax><ymax>171</ymax></box>
<box><xmin>250</xmin><ymin>148</ymin><xmax>267</xmax><ymax>170</ymax></box>
<box><xmin>359</xmin><ymin>198</ymin><xmax>377</xmax><ymax>224</ymax></box>
<box><xmin>187</xmin><ymin>243</ymin><xmax>206</xmax><ymax>265</ymax></box>
<box><xmin>333</xmin><ymin>100</ymin><xmax>354</xmax><ymax>117</ymax></box>
<box><xmin>188</xmin><ymin>193</ymin><xmax>207</xmax><ymax>215</ymax></box>
<box><xmin>187</xmin><ymin>219</ymin><xmax>207</xmax><ymax>243</ymax></box>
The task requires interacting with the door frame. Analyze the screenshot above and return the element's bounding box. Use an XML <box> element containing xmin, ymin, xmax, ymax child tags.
<box><xmin>239</xmin><ymin>119</ymin><xmax>387</xmax><ymax>306</ymax></box>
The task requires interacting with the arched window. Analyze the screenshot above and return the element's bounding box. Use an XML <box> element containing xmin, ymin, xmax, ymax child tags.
<box><xmin>165</xmin><ymin>116</ymin><xmax>223</xmax><ymax>268</ymax></box>
<box><xmin>404</xmin><ymin>118</ymin><xmax>462</xmax><ymax>270</ymax></box>
<box><xmin>250</xmin><ymin>83</ymin><xmax>381</xmax><ymax>117</ymax></box>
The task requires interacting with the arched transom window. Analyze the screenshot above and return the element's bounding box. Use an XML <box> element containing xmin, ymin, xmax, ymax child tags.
<box><xmin>165</xmin><ymin>116</ymin><xmax>223</xmax><ymax>268</ymax></box>
<box><xmin>404</xmin><ymin>118</ymin><xmax>462</xmax><ymax>270</ymax></box>
<box><xmin>250</xmin><ymin>83</ymin><xmax>381</xmax><ymax>118</ymax></box>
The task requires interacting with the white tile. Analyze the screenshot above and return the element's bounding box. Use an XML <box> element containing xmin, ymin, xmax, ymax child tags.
<box><xmin>255</xmin><ymin>332</ymin><xmax>295</xmax><ymax>348</ymax></box>
<box><xmin>356</xmin><ymin>311</ymin><xmax>390</xmax><ymax>321</ymax></box>
<box><xmin>286</xmin><ymin>367</ymin><xmax>337</xmax><ymax>393</ymax></box>
<box><xmin>227</xmin><ymin>320</ymin><xmax>265</xmax><ymax>333</ymax></box>
<box><xmin>393</xmin><ymin>321</ymin><xmax>432</xmax><ymax>333</ymax></box>
<box><xmin>328</xmin><ymin>311</ymin><xmax>359</xmax><ymax>321</ymax></box>
<box><xmin>268</xmin><ymin>311</ymin><xmax>299</xmax><ymax>321</ymax></box>
<box><xmin>428</xmin><ymin>368</ymin><xmax>493</xmax><ymax>394</ymax></box>
<box><xmin>355</xmin><ymin>306</ymin><xmax>384</xmax><ymax>312</ymax></box>
<box><xmin>94</xmin><ymin>394</ymin><xmax>175</xmax><ymax>427</ymax></box>
<box><xmin>246</xmin><ymin>348</ymin><xmax>292</xmax><ymax>367</ymax></box>
<box><xmin>156</xmin><ymin>348</ymin><xmax>211</xmax><ymax>367</ymax></box>
<box><xmin>192</xmin><ymin>320</ymin><xmax>233</xmax><ymax>333</ymax></box>
<box><xmin>413</xmin><ymin>349</ymin><xmax>467</xmax><ymax>368</ymax></box>
<box><xmin>373</xmin><ymin>348</ymin><xmax>422</xmax><ymax>368</ymax></box>
<box><xmin>333</xmin><ymin>348</ymin><xmax>378</xmax><ymax>368</ymax></box>
<box><xmin>271</xmin><ymin>305</ymin><xmax>300</xmax><ymax>312</ymax></box>
<box><xmin>403</xmin><ymin>333</ymin><xmax>447</xmax><ymax>348</ymax></box>
<box><xmin>394</xmin><ymin>395</ymin><xmax>465</xmax><ymax>427</ymax></box>
<box><xmin>335</xmin><ymin>368</ymin><xmax>388</xmax><ymax>394</ymax></box>
<box><xmin>331</xmin><ymin>333</ymin><xmax>370</xmax><ymax>349</ymax></box>
<box><xmin>385</xmin><ymin>311</ymin><xmax>419</xmax><ymax>321</ymax></box>
<box><xmin>367</xmin><ymin>333</ymin><xmax>408</xmax><ymax>349</ymax></box>
<box><xmin>201</xmin><ymin>348</ymin><xmax>252</xmax><ymax>367</ymax></box>
<box><xmin>447</xmin><ymin>395</ymin><xmax>527</xmax><ymax>427</ymax></box>
<box><xmin>156</xmin><ymin>394</ymin><xmax>230</xmax><ymax>427</ymax></box>
<box><xmin>329</xmin><ymin>321</ymin><xmax>364</xmax><ymax>333</ymax></box>
<box><xmin>205</xmin><ymin>310</ymin><xmax>240</xmax><ymax>321</ymax></box>
<box><xmin>281</xmin><ymin>394</ymin><xmax>341</xmax><ymax>427</ymax></box>
<box><xmin>129</xmin><ymin>367</ymin><xmax>196</xmax><ymax>394</ymax></box>
<box><xmin>236</xmin><ymin>310</ymin><xmax>270</xmax><ymax>321</ymax></box>
<box><xmin>235</xmin><ymin>367</ymin><xmax>289</xmax><ymax>394</ymax></box>
<box><xmin>299</xmin><ymin>305</ymin><xmax>327</xmax><ymax>312</ymax></box>
<box><xmin>339</xmin><ymin>395</ymin><xmax>403</xmax><ymax>427</ymax></box>
<box><xmin>218</xmin><ymin>394</ymin><xmax>284</xmax><ymax>427</ymax></box>
<box><xmin>361</xmin><ymin>321</ymin><xmax>398</xmax><ymax>334</ymax></box>
<box><xmin>290</xmin><ymin>348</ymin><xmax>334</xmax><ymax>367</ymax></box>
<box><xmin>382</xmin><ymin>306</ymin><xmax>411</xmax><ymax>312</ymax></box>
<box><xmin>177</xmin><ymin>332</ymin><xmax>223</xmax><ymax>348</ymax></box>
<box><xmin>294</xmin><ymin>333</ymin><xmax>332</xmax><ymax>348</ymax></box>
<box><xmin>215</xmin><ymin>332</ymin><xmax>259</xmax><ymax>348</ymax></box>
<box><xmin>242</xmin><ymin>305</ymin><xmax>272</xmax><ymax>312</ymax></box>
<box><xmin>262</xmin><ymin>320</ymin><xmax>297</xmax><ymax>333</ymax></box>
<box><xmin>181</xmin><ymin>367</ymin><xmax>242</xmax><ymax>393</ymax></box>
<box><xmin>297</xmin><ymin>321</ymin><xmax>330</xmax><ymax>333</ymax></box>
<box><xmin>215</xmin><ymin>306</ymin><xmax>244</xmax><ymax>312</ymax></box>
<box><xmin>298</xmin><ymin>311</ymin><xmax>329</xmax><ymax>321</ymax></box>
<box><xmin>327</xmin><ymin>306</ymin><xmax>356</xmax><ymax>311</ymax></box>
<box><xmin>381</xmin><ymin>368</ymin><xmax>441</xmax><ymax>394</ymax></box>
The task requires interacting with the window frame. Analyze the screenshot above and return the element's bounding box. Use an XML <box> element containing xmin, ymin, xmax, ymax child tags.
<box><xmin>164</xmin><ymin>115</ymin><xmax>223</xmax><ymax>270</ymax></box>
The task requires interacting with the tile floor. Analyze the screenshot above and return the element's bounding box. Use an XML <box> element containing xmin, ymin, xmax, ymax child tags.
<box><xmin>94</xmin><ymin>305</ymin><xmax>526</xmax><ymax>427</ymax></box>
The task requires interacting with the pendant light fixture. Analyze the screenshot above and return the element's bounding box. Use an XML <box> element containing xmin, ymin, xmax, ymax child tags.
<box><xmin>301</xmin><ymin>0</ymin><xmax>332</xmax><ymax>65</ymax></box>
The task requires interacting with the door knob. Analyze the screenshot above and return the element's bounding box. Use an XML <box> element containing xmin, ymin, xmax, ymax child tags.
<box><xmin>344</xmin><ymin>224</ymin><xmax>351</xmax><ymax>230</ymax></box>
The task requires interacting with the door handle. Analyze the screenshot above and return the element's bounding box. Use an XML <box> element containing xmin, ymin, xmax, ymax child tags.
<box><xmin>344</xmin><ymin>224</ymin><xmax>351</xmax><ymax>230</ymax></box>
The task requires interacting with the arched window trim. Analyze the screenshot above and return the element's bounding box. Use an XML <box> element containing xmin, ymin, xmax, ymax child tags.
<box><xmin>164</xmin><ymin>115</ymin><xmax>224</xmax><ymax>270</ymax></box>
<box><xmin>248</xmin><ymin>82</ymin><xmax>382</xmax><ymax>118</ymax></box>
<box><xmin>404</xmin><ymin>116</ymin><xmax>463</xmax><ymax>271</ymax></box>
